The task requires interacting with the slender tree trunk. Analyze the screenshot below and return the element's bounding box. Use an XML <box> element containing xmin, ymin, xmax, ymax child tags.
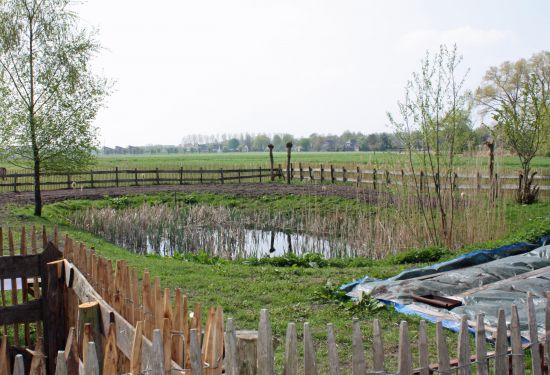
<box><xmin>29</xmin><ymin>14</ymin><xmax>41</xmax><ymax>216</ymax></box>
<box><xmin>33</xmin><ymin>153</ymin><xmax>42</xmax><ymax>216</ymax></box>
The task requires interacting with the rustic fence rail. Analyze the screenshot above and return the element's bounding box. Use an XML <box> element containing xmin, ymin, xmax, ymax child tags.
<box><xmin>2</xmin><ymin>225</ymin><xmax>550</xmax><ymax>374</ymax></box>
<box><xmin>1</xmin><ymin>165</ymin><xmax>549</xmax><ymax>196</ymax></box>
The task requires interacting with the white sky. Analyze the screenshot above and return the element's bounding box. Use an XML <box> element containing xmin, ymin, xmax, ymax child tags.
<box><xmin>71</xmin><ymin>0</ymin><xmax>550</xmax><ymax>147</ymax></box>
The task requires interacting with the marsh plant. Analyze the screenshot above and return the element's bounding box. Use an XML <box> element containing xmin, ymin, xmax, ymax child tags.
<box><xmin>70</xmin><ymin>189</ymin><xmax>508</xmax><ymax>259</ymax></box>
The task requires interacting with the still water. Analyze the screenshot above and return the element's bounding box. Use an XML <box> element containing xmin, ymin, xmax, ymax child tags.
<box><xmin>144</xmin><ymin>228</ymin><xmax>357</xmax><ymax>259</ymax></box>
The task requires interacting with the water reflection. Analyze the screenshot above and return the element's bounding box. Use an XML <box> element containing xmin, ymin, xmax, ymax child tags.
<box><xmin>144</xmin><ymin>228</ymin><xmax>356</xmax><ymax>259</ymax></box>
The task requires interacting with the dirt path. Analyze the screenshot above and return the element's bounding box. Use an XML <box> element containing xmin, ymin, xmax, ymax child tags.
<box><xmin>0</xmin><ymin>183</ymin><xmax>388</xmax><ymax>206</ymax></box>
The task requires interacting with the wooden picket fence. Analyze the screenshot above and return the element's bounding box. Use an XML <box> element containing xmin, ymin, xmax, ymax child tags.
<box><xmin>2</xmin><ymin>225</ymin><xmax>550</xmax><ymax>374</ymax></box>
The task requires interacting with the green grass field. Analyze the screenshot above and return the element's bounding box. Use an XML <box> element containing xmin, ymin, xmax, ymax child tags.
<box><xmin>90</xmin><ymin>151</ymin><xmax>550</xmax><ymax>174</ymax></box>
<box><xmin>3</xmin><ymin>151</ymin><xmax>549</xmax><ymax>175</ymax></box>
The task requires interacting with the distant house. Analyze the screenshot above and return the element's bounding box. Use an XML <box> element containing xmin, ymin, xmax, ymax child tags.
<box><xmin>321</xmin><ymin>139</ymin><xmax>336</xmax><ymax>151</ymax></box>
<box><xmin>102</xmin><ymin>146</ymin><xmax>115</xmax><ymax>155</ymax></box>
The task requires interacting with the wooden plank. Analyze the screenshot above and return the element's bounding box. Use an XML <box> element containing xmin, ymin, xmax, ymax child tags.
<box><xmin>475</xmin><ymin>314</ymin><xmax>488</xmax><ymax>375</ymax></box>
<box><xmin>84</xmin><ymin>341</ymin><xmax>100</xmax><ymax>375</ymax></box>
<box><xmin>326</xmin><ymin>323</ymin><xmax>339</xmax><ymax>375</ymax></box>
<box><xmin>77</xmin><ymin>301</ymin><xmax>103</xmax><ymax>372</ymax></box>
<box><xmin>372</xmin><ymin>319</ymin><xmax>384</xmax><ymax>373</ymax></box>
<box><xmin>12</xmin><ymin>354</ymin><xmax>24</xmax><ymax>375</ymax></box>
<box><xmin>436</xmin><ymin>322</ymin><xmax>450</xmax><ymax>375</ymax></box>
<box><xmin>130</xmin><ymin>321</ymin><xmax>143</xmax><ymax>375</ymax></box>
<box><xmin>0</xmin><ymin>254</ymin><xmax>41</xmax><ymax>279</ymax></box>
<box><xmin>0</xmin><ymin>335</ymin><xmax>10</xmax><ymax>375</ymax></box>
<box><xmin>0</xmin><ymin>300</ymin><xmax>42</xmax><ymax>325</ymax></box>
<box><xmin>527</xmin><ymin>292</ymin><xmax>542</xmax><ymax>375</ymax></box>
<box><xmin>398</xmin><ymin>321</ymin><xmax>412</xmax><ymax>375</ymax></box>
<box><xmin>224</xmin><ymin>318</ymin><xmax>238</xmax><ymax>375</ymax></box>
<box><xmin>64</xmin><ymin>327</ymin><xmax>79</xmax><ymax>375</ymax></box>
<box><xmin>64</xmin><ymin>260</ymin><xmax>184</xmax><ymax>373</ymax></box>
<box><xmin>352</xmin><ymin>318</ymin><xmax>365</xmax><ymax>375</ymax></box>
<box><xmin>257</xmin><ymin>309</ymin><xmax>274</xmax><ymax>375</ymax></box>
<box><xmin>28</xmin><ymin>337</ymin><xmax>46</xmax><ymax>375</ymax></box>
<box><xmin>173</xmin><ymin>289</ymin><xmax>184</xmax><ymax>367</ymax></box>
<box><xmin>418</xmin><ymin>320</ymin><xmax>429</xmax><ymax>375</ymax></box>
<box><xmin>303</xmin><ymin>322</ymin><xmax>318</xmax><ymax>375</ymax></box>
<box><xmin>190</xmin><ymin>328</ymin><xmax>203</xmax><ymax>375</ymax></box>
<box><xmin>151</xmin><ymin>329</ymin><xmax>165</xmax><ymax>375</ymax></box>
<box><xmin>510</xmin><ymin>305</ymin><xmax>524</xmax><ymax>375</ymax></box>
<box><xmin>283</xmin><ymin>322</ymin><xmax>297</xmax><ymax>375</ymax></box>
<box><xmin>0</xmin><ymin>228</ymin><xmax>6</xmax><ymax>336</ymax></box>
<box><xmin>162</xmin><ymin>318</ymin><xmax>171</xmax><ymax>372</ymax></box>
<box><xmin>45</xmin><ymin>260</ymin><xmax>67</xmax><ymax>375</ymax></box>
<box><xmin>236</xmin><ymin>330</ymin><xmax>257</xmax><ymax>375</ymax></box>
<box><xmin>494</xmin><ymin>308</ymin><xmax>509</xmax><ymax>375</ymax></box>
<box><xmin>8</xmin><ymin>228</ymin><xmax>19</xmax><ymax>347</ymax></box>
<box><xmin>457</xmin><ymin>315</ymin><xmax>471</xmax><ymax>375</ymax></box>
<box><xmin>54</xmin><ymin>351</ymin><xmax>68</xmax><ymax>375</ymax></box>
<box><xmin>19</xmin><ymin>227</ymin><xmax>30</xmax><ymax>347</ymax></box>
<box><xmin>103</xmin><ymin>322</ymin><xmax>118</xmax><ymax>375</ymax></box>
<box><xmin>142</xmin><ymin>270</ymin><xmax>153</xmax><ymax>339</ymax></box>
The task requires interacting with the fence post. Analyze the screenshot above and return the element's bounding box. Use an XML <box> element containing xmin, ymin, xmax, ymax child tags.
<box><xmin>286</xmin><ymin>142</ymin><xmax>293</xmax><ymax>185</ymax></box>
<box><xmin>330</xmin><ymin>165</ymin><xmax>335</xmax><ymax>183</ymax></box>
<box><xmin>476</xmin><ymin>171</ymin><xmax>481</xmax><ymax>191</ymax></box>
<box><xmin>156</xmin><ymin>168</ymin><xmax>160</xmax><ymax>185</ymax></box>
<box><xmin>90</xmin><ymin>171</ymin><xmax>95</xmax><ymax>189</ymax></box>
<box><xmin>356</xmin><ymin>167</ymin><xmax>361</xmax><ymax>187</ymax></box>
<box><xmin>268</xmin><ymin>144</ymin><xmax>275</xmax><ymax>181</ymax></box>
<box><xmin>320</xmin><ymin>164</ymin><xmax>324</xmax><ymax>183</ymax></box>
<box><xmin>420</xmin><ymin>170</ymin><xmax>424</xmax><ymax>192</ymax></box>
<box><xmin>259</xmin><ymin>166</ymin><xmax>262</xmax><ymax>183</ymax></box>
<box><xmin>44</xmin><ymin>259</ymin><xmax>67</xmax><ymax>375</ymax></box>
<box><xmin>342</xmin><ymin>167</ymin><xmax>347</xmax><ymax>182</ymax></box>
<box><xmin>134</xmin><ymin>168</ymin><xmax>138</xmax><ymax>186</ymax></box>
<box><xmin>13</xmin><ymin>174</ymin><xmax>17</xmax><ymax>192</ymax></box>
<box><xmin>299</xmin><ymin>163</ymin><xmax>303</xmax><ymax>181</ymax></box>
<box><xmin>67</xmin><ymin>174</ymin><xmax>71</xmax><ymax>189</ymax></box>
<box><xmin>278</xmin><ymin>164</ymin><xmax>282</xmax><ymax>180</ymax></box>
<box><xmin>238</xmin><ymin>170</ymin><xmax>241</xmax><ymax>183</ymax></box>
<box><xmin>385</xmin><ymin>170</ymin><xmax>390</xmax><ymax>185</ymax></box>
<box><xmin>308</xmin><ymin>166</ymin><xmax>313</xmax><ymax>182</ymax></box>
<box><xmin>220</xmin><ymin>168</ymin><xmax>224</xmax><ymax>184</ymax></box>
<box><xmin>180</xmin><ymin>167</ymin><xmax>184</xmax><ymax>185</ymax></box>
<box><xmin>373</xmin><ymin>169</ymin><xmax>377</xmax><ymax>190</ymax></box>
<box><xmin>115</xmin><ymin>167</ymin><xmax>119</xmax><ymax>187</ymax></box>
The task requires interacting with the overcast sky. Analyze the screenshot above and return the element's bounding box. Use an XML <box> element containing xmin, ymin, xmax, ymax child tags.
<box><xmin>71</xmin><ymin>0</ymin><xmax>550</xmax><ymax>147</ymax></box>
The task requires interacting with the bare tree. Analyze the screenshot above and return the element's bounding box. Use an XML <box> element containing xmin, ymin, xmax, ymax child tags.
<box><xmin>388</xmin><ymin>45</ymin><xmax>470</xmax><ymax>247</ymax></box>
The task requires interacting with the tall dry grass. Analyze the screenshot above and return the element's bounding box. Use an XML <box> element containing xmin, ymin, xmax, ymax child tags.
<box><xmin>70</xmin><ymin>186</ymin><xmax>509</xmax><ymax>259</ymax></box>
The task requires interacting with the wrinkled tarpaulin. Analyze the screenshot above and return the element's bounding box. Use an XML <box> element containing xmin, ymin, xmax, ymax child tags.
<box><xmin>342</xmin><ymin>235</ymin><xmax>550</xmax><ymax>340</ymax></box>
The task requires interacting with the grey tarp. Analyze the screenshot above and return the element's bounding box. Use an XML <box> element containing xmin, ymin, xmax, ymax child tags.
<box><xmin>345</xmin><ymin>242</ymin><xmax>550</xmax><ymax>340</ymax></box>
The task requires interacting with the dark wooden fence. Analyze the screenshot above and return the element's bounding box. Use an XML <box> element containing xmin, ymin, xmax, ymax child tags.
<box><xmin>1</xmin><ymin>165</ymin><xmax>549</xmax><ymax>197</ymax></box>
<box><xmin>0</xmin><ymin>226</ymin><xmax>63</xmax><ymax>373</ymax></box>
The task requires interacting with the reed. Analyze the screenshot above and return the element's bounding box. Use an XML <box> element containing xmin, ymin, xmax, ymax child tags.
<box><xmin>69</xmin><ymin>187</ymin><xmax>509</xmax><ymax>259</ymax></box>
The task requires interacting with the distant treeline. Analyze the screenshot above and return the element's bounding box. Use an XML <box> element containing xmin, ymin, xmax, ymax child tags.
<box><xmin>101</xmin><ymin>128</ymin><xmax>496</xmax><ymax>155</ymax></box>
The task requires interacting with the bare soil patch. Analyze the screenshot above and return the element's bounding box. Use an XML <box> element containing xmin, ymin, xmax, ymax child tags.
<box><xmin>0</xmin><ymin>183</ymin><xmax>387</xmax><ymax>206</ymax></box>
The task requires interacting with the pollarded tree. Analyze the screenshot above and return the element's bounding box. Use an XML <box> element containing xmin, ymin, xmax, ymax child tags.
<box><xmin>476</xmin><ymin>51</ymin><xmax>549</xmax><ymax>204</ymax></box>
<box><xmin>388</xmin><ymin>45</ymin><xmax>471</xmax><ymax>247</ymax></box>
<box><xmin>0</xmin><ymin>0</ymin><xmax>110</xmax><ymax>216</ymax></box>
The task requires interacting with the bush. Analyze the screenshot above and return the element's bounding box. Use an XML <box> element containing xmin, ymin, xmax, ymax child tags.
<box><xmin>390</xmin><ymin>246</ymin><xmax>449</xmax><ymax>265</ymax></box>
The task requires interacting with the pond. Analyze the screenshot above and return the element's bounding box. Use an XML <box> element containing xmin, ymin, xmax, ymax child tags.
<box><xmin>144</xmin><ymin>228</ymin><xmax>357</xmax><ymax>259</ymax></box>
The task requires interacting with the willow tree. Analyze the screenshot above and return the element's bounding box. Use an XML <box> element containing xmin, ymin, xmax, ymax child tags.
<box><xmin>0</xmin><ymin>0</ymin><xmax>110</xmax><ymax>216</ymax></box>
<box><xmin>476</xmin><ymin>51</ymin><xmax>549</xmax><ymax>204</ymax></box>
<box><xmin>388</xmin><ymin>45</ymin><xmax>471</xmax><ymax>247</ymax></box>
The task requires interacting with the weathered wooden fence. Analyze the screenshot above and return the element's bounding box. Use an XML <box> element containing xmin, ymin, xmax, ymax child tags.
<box><xmin>2</xmin><ymin>226</ymin><xmax>550</xmax><ymax>374</ymax></box>
<box><xmin>0</xmin><ymin>167</ymin><xmax>275</xmax><ymax>193</ymax></box>
<box><xmin>1</xmin><ymin>165</ymin><xmax>549</xmax><ymax>197</ymax></box>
